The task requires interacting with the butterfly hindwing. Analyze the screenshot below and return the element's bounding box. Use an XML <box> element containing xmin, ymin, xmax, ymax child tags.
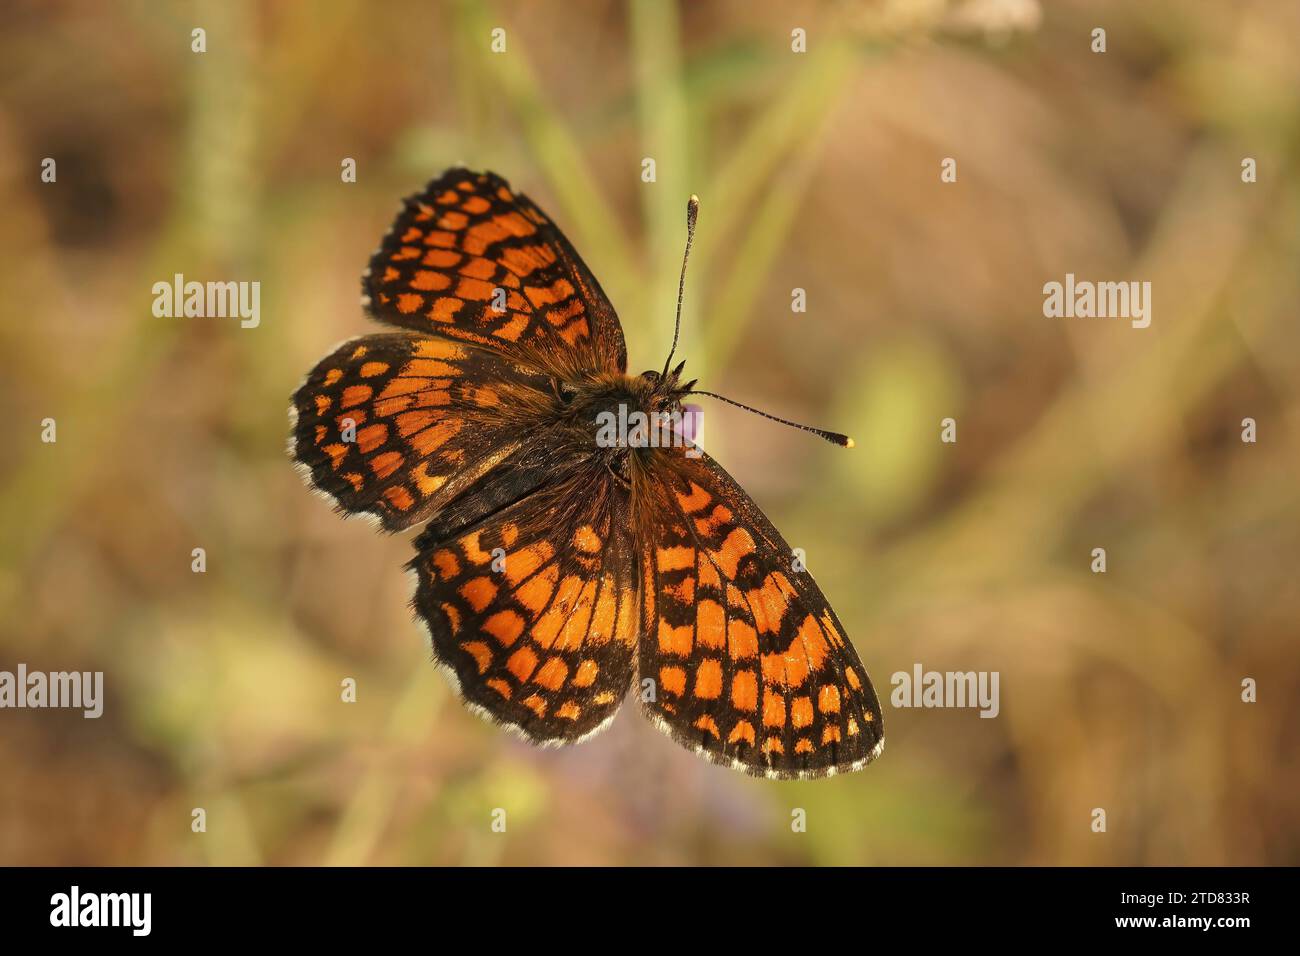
<box><xmin>409</xmin><ymin>474</ymin><xmax>639</xmax><ymax>743</ymax></box>
<box><xmin>290</xmin><ymin>332</ymin><xmax>554</xmax><ymax>531</ymax></box>
<box><xmin>363</xmin><ymin>168</ymin><xmax>627</xmax><ymax>377</ymax></box>
<box><xmin>634</xmin><ymin>444</ymin><xmax>885</xmax><ymax>778</ymax></box>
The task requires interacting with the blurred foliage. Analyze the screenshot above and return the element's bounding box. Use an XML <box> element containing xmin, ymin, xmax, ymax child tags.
<box><xmin>1</xmin><ymin>0</ymin><xmax>1298</xmax><ymax>865</ymax></box>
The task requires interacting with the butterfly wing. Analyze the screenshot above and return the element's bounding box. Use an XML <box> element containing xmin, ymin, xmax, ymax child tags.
<box><xmin>408</xmin><ymin>467</ymin><xmax>639</xmax><ymax>743</ymax></box>
<box><xmin>290</xmin><ymin>332</ymin><xmax>558</xmax><ymax>531</ymax></box>
<box><xmin>633</xmin><ymin>444</ymin><xmax>885</xmax><ymax>778</ymax></box>
<box><xmin>363</xmin><ymin>168</ymin><xmax>627</xmax><ymax>378</ymax></box>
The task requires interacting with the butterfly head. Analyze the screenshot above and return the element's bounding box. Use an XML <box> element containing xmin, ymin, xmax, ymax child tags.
<box><xmin>639</xmin><ymin>360</ymin><xmax>697</xmax><ymax>413</ymax></box>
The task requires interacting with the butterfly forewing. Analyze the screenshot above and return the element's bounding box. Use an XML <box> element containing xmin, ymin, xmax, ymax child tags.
<box><xmin>634</xmin><ymin>444</ymin><xmax>885</xmax><ymax>778</ymax></box>
<box><xmin>363</xmin><ymin>168</ymin><xmax>627</xmax><ymax>377</ymax></box>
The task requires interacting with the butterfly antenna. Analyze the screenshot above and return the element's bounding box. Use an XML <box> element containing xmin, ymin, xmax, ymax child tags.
<box><xmin>684</xmin><ymin>390</ymin><xmax>855</xmax><ymax>448</ymax></box>
<box><xmin>661</xmin><ymin>194</ymin><xmax>700</xmax><ymax>381</ymax></box>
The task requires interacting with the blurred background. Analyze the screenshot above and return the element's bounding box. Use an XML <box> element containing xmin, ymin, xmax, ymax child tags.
<box><xmin>1</xmin><ymin>0</ymin><xmax>1297</xmax><ymax>865</ymax></box>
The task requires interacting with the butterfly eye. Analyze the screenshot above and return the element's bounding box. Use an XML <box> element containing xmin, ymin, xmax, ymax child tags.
<box><xmin>551</xmin><ymin>377</ymin><xmax>578</xmax><ymax>404</ymax></box>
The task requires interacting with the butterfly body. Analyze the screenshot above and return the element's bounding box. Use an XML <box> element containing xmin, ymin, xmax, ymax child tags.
<box><xmin>292</xmin><ymin>168</ymin><xmax>884</xmax><ymax>778</ymax></box>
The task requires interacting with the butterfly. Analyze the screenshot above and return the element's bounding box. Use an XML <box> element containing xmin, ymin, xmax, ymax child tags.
<box><xmin>290</xmin><ymin>168</ymin><xmax>884</xmax><ymax>778</ymax></box>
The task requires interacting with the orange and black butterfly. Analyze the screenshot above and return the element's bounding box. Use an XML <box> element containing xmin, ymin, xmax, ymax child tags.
<box><xmin>290</xmin><ymin>168</ymin><xmax>884</xmax><ymax>778</ymax></box>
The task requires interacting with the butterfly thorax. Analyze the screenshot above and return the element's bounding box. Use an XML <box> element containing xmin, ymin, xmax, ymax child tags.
<box><xmin>547</xmin><ymin>366</ymin><xmax>693</xmax><ymax>483</ymax></box>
